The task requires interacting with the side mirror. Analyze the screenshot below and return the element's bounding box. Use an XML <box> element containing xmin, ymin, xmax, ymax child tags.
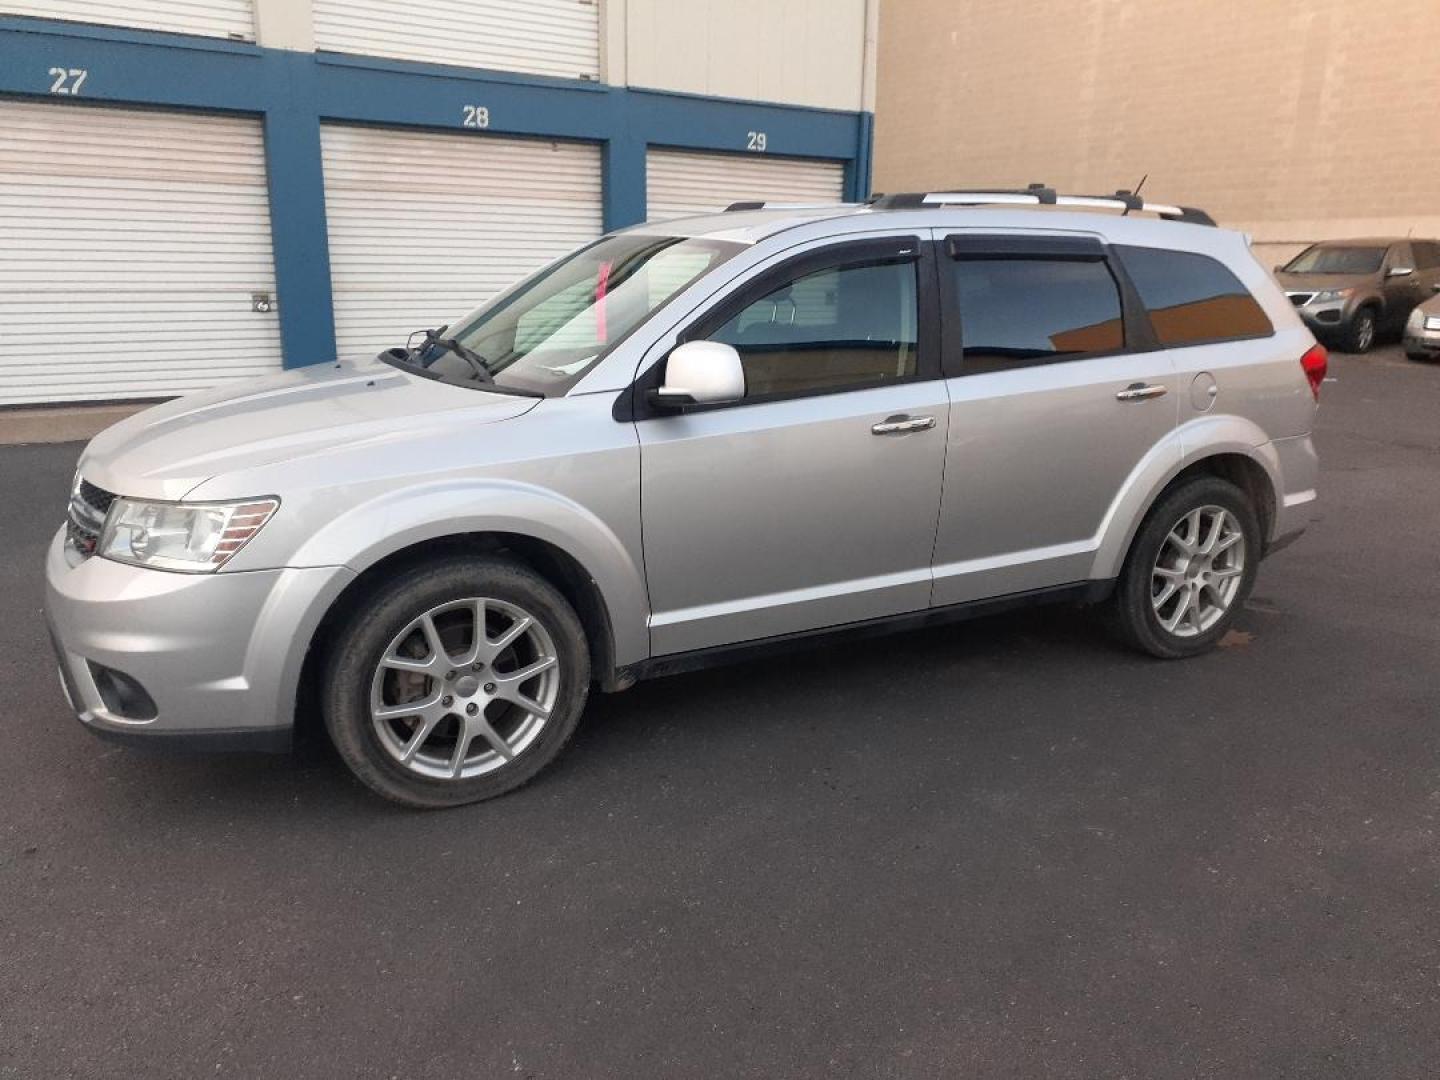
<box><xmin>1273</xmin><ymin>265</ymin><xmax>1285</xmax><ymax>274</ymax></box>
<box><xmin>647</xmin><ymin>341</ymin><xmax>745</xmax><ymax>409</ymax></box>
<box><xmin>1387</xmin><ymin>266</ymin><xmax>1414</xmax><ymax>278</ymax></box>
<box><xmin>1432</xmin><ymin>282</ymin><xmax>1440</xmax><ymax>294</ymax></box>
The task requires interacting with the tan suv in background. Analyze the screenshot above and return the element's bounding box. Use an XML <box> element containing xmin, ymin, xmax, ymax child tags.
<box><xmin>1275</xmin><ymin>238</ymin><xmax>1440</xmax><ymax>353</ymax></box>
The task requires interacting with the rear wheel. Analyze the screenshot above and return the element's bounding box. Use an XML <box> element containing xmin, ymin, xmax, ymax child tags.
<box><xmin>1342</xmin><ymin>307</ymin><xmax>1377</xmax><ymax>353</ymax></box>
<box><xmin>1109</xmin><ymin>476</ymin><xmax>1261</xmax><ymax>659</ymax></box>
<box><xmin>322</xmin><ymin>556</ymin><xmax>589</xmax><ymax>807</ymax></box>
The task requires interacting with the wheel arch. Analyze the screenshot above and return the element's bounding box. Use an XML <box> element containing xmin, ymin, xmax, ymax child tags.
<box><xmin>293</xmin><ymin>529</ymin><xmax>634</xmax><ymax>740</ymax></box>
<box><xmin>1092</xmin><ymin>424</ymin><xmax>1283</xmax><ymax>581</ymax></box>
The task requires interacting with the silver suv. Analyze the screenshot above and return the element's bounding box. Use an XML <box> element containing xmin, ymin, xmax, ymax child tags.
<box><xmin>46</xmin><ymin>188</ymin><xmax>1326</xmax><ymax>807</ymax></box>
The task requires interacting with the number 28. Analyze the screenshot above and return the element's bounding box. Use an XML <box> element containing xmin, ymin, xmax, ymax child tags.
<box><xmin>462</xmin><ymin>105</ymin><xmax>490</xmax><ymax>129</ymax></box>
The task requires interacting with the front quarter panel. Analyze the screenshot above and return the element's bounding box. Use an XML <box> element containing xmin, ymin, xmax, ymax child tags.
<box><xmin>190</xmin><ymin>395</ymin><xmax>649</xmax><ymax>668</ymax></box>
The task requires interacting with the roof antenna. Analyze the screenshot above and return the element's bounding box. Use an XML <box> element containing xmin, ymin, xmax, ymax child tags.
<box><xmin>1121</xmin><ymin>173</ymin><xmax>1148</xmax><ymax>215</ymax></box>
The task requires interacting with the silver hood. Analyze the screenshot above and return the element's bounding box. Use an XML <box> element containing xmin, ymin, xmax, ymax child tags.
<box><xmin>78</xmin><ymin>359</ymin><xmax>540</xmax><ymax>500</ymax></box>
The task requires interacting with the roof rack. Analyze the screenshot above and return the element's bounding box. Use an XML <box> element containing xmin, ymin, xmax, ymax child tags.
<box><xmin>723</xmin><ymin>200</ymin><xmax>858</xmax><ymax>212</ymax></box>
<box><xmin>867</xmin><ymin>183</ymin><xmax>1216</xmax><ymax>226</ymax></box>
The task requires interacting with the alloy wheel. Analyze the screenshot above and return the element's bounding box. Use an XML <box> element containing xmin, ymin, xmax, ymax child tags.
<box><xmin>1150</xmin><ymin>505</ymin><xmax>1247</xmax><ymax>638</ymax></box>
<box><xmin>1356</xmin><ymin>313</ymin><xmax>1375</xmax><ymax>351</ymax></box>
<box><xmin>369</xmin><ymin>597</ymin><xmax>559</xmax><ymax>780</ymax></box>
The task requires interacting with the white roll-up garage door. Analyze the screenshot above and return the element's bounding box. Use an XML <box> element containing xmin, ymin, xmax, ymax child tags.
<box><xmin>313</xmin><ymin>0</ymin><xmax>599</xmax><ymax>81</ymax></box>
<box><xmin>646</xmin><ymin>149</ymin><xmax>847</xmax><ymax>221</ymax></box>
<box><xmin>321</xmin><ymin>125</ymin><xmax>603</xmax><ymax>361</ymax></box>
<box><xmin>0</xmin><ymin>0</ymin><xmax>254</xmax><ymax>39</ymax></box>
<box><xmin>0</xmin><ymin>100</ymin><xmax>282</xmax><ymax>406</ymax></box>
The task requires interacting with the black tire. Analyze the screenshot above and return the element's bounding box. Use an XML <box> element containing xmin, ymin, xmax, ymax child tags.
<box><xmin>322</xmin><ymin>556</ymin><xmax>589</xmax><ymax>808</ymax></box>
<box><xmin>1340</xmin><ymin>306</ymin><xmax>1378</xmax><ymax>354</ymax></box>
<box><xmin>1108</xmin><ymin>475</ymin><xmax>1261</xmax><ymax>659</ymax></box>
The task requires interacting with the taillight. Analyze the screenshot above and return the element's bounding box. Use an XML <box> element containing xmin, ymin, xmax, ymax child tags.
<box><xmin>1300</xmin><ymin>343</ymin><xmax>1328</xmax><ymax>401</ymax></box>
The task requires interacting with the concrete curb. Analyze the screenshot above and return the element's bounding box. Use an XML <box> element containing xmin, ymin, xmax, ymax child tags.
<box><xmin>0</xmin><ymin>405</ymin><xmax>150</xmax><ymax>446</ymax></box>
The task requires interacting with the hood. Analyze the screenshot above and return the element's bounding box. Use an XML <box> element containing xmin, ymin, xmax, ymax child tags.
<box><xmin>1274</xmin><ymin>270</ymin><xmax>1376</xmax><ymax>293</ymax></box>
<box><xmin>79</xmin><ymin>358</ymin><xmax>540</xmax><ymax>500</ymax></box>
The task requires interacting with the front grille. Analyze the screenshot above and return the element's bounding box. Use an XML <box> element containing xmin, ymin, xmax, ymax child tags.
<box><xmin>1288</xmin><ymin>292</ymin><xmax>1315</xmax><ymax>307</ymax></box>
<box><xmin>66</xmin><ymin>478</ymin><xmax>115</xmax><ymax>558</ymax></box>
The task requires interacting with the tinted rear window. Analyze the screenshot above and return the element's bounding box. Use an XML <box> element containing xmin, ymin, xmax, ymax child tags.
<box><xmin>1117</xmin><ymin>246</ymin><xmax>1273</xmax><ymax>346</ymax></box>
<box><xmin>949</xmin><ymin>258</ymin><xmax>1124</xmax><ymax>373</ymax></box>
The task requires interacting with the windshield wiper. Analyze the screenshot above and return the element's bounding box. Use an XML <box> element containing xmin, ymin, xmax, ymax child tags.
<box><xmin>381</xmin><ymin>329</ymin><xmax>544</xmax><ymax>398</ymax></box>
<box><xmin>414</xmin><ymin>328</ymin><xmax>496</xmax><ymax>385</ymax></box>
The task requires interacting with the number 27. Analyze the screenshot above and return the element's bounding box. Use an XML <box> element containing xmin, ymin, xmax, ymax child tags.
<box><xmin>49</xmin><ymin>67</ymin><xmax>88</xmax><ymax>95</ymax></box>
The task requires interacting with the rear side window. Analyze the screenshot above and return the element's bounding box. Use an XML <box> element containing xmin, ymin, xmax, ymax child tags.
<box><xmin>949</xmin><ymin>259</ymin><xmax>1125</xmax><ymax>374</ymax></box>
<box><xmin>1118</xmin><ymin>246</ymin><xmax>1273</xmax><ymax>346</ymax></box>
<box><xmin>1412</xmin><ymin>242</ymin><xmax>1440</xmax><ymax>270</ymax></box>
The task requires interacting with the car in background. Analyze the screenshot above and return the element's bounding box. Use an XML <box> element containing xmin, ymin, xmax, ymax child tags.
<box><xmin>1404</xmin><ymin>284</ymin><xmax>1440</xmax><ymax>361</ymax></box>
<box><xmin>1275</xmin><ymin>238</ymin><xmax>1440</xmax><ymax>353</ymax></box>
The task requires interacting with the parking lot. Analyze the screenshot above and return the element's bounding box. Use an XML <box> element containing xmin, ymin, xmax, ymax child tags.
<box><xmin>2</xmin><ymin>346</ymin><xmax>1438</xmax><ymax>1079</ymax></box>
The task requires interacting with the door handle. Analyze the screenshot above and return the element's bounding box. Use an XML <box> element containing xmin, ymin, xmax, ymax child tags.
<box><xmin>871</xmin><ymin>414</ymin><xmax>937</xmax><ymax>435</ymax></box>
<box><xmin>1115</xmin><ymin>382</ymin><xmax>1168</xmax><ymax>402</ymax></box>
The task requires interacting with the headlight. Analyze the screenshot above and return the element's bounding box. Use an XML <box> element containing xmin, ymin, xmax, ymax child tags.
<box><xmin>98</xmin><ymin>497</ymin><xmax>279</xmax><ymax>572</ymax></box>
<box><xmin>1313</xmin><ymin>288</ymin><xmax>1354</xmax><ymax>304</ymax></box>
<box><xmin>1408</xmin><ymin>307</ymin><xmax>1426</xmax><ymax>331</ymax></box>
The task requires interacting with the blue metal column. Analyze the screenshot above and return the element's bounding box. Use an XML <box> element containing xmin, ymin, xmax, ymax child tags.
<box><xmin>852</xmin><ymin>111</ymin><xmax>875</xmax><ymax>201</ymax></box>
<box><xmin>602</xmin><ymin>125</ymin><xmax>648</xmax><ymax>231</ymax></box>
<box><xmin>260</xmin><ymin>50</ymin><xmax>337</xmax><ymax>367</ymax></box>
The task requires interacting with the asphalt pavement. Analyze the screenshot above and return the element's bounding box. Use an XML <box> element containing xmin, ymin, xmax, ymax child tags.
<box><xmin>2</xmin><ymin>347</ymin><xmax>1438</xmax><ymax>1079</ymax></box>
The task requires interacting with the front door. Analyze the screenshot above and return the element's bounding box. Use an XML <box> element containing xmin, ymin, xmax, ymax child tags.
<box><xmin>636</xmin><ymin>236</ymin><xmax>949</xmax><ymax>656</ymax></box>
<box><xmin>1383</xmin><ymin>242</ymin><xmax>1428</xmax><ymax>331</ymax></box>
<box><xmin>929</xmin><ymin>230</ymin><xmax>1182</xmax><ymax>606</ymax></box>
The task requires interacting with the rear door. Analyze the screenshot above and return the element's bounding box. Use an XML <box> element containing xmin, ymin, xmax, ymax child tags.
<box><xmin>929</xmin><ymin>230</ymin><xmax>1181</xmax><ymax>606</ymax></box>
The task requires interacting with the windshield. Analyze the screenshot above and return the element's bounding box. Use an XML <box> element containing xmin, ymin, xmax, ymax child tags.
<box><xmin>387</xmin><ymin>233</ymin><xmax>744</xmax><ymax>395</ymax></box>
<box><xmin>1284</xmin><ymin>245</ymin><xmax>1386</xmax><ymax>275</ymax></box>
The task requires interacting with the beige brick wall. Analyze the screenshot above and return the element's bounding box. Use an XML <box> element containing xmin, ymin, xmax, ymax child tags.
<box><xmin>874</xmin><ymin>0</ymin><xmax>1440</xmax><ymax>256</ymax></box>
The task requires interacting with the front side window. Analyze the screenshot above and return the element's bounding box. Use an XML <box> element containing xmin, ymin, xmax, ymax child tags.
<box><xmin>1117</xmin><ymin>245</ymin><xmax>1273</xmax><ymax>346</ymax></box>
<box><xmin>1284</xmin><ymin>245</ymin><xmax>1385</xmax><ymax>275</ymax></box>
<box><xmin>949</xmin><ymin>258</ymin><xmax>1124</xmax><ymax>373</ymax></box>
<box><xmin>393</xmin><ymin>233</ymin><xmax>743</xmax><ymax>395</ymax></box>
<box><xmin>708</xmin><ymin>259</ymin><xmax>919</xmax><ymax>398</ymax></box>
<box><xmin>1387</xmin><ymin>243</ymin><xmax>1414</xmax><ymax>271</ymax></box>
<box><xmin>1412</xmin><ymin>242</ymin><xmax>1440</xmax><ymax>270</ymax></box>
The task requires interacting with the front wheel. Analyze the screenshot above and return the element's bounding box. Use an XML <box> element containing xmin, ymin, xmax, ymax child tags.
<box><xmin>1109</xmin><ymin>476</ymin><xmax>1261</xmax><ymax>659</ymax></box>
<box><xmin>322</xmin><ymin>556</ymin><xmax>590</xmax><ymax>808</ymax></box>
<box><xmin>1341</xmin><ymin>307</ymin><xmax>1377</xmax><ymax>353</ymax></box>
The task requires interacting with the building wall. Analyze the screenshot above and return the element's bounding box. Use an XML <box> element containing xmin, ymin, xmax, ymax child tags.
<box><xmin>0</xmin><ymin>0</ymin><xmax>875</xmax><ymax>395</ymax></box>
<box><xmin>624</xmin><ymin>0</ymin><xmax>871</xmax><ymax>111</ymax></box>
<box><xmin>874</xmin><ymin>0</ymin><xmax>1440</xmax><ymax>264</ymax></box>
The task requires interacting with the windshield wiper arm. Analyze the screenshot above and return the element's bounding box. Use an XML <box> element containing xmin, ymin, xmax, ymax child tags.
<box><xmin>415</xmin><ymin>328</ymin><xmax>496</xmax><ymax>385</ymax></box>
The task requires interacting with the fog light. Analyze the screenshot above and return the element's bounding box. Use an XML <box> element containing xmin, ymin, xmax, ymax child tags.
<box><xmin>88</xmin><ymin>662</ymin><xmax>158</xmax><ymax>721</ymax></box>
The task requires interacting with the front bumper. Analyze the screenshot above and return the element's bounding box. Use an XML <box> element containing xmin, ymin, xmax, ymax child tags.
<box><xmin>1404</xmin><ymin>323</ymin><xmax>1440</xmax><ymax>356</ymax></box>
<box><xmin>44</xmin><ymin>528</ymin><xmax>352</xmax><ymax>748</ymax></box>
<box><xmin>1291</xmin><ymin>298</ymin><xmax>1351</xmax><ymax>335</ymax></box>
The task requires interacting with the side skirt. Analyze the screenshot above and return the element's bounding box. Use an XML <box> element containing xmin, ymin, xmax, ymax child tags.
<box><xmin>621</xmin><ymin>579</ymin><xmax>1115</xmax><ymax>685</ymax></box>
